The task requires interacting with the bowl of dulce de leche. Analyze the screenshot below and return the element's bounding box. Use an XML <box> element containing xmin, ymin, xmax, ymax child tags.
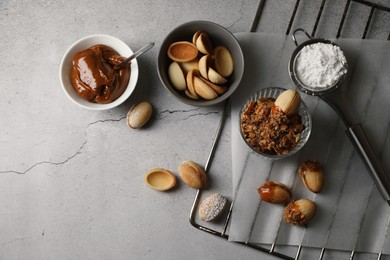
<box><xmin>60</xmin><ymin>34</ymin><xmax>139</xmax><ymax>110</ymax></box>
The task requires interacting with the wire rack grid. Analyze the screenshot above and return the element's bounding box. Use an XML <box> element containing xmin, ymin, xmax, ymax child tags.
<box><xmin>188</xmin><ymin>0</ymin><xmax>390</xmax><ymax>259</ymax></box>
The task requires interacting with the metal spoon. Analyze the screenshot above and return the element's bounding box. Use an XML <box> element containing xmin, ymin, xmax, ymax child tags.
<box><xmin>114</xmin><ymin>42</ymin><xmax>154</xmax><ymax>70</ymax></box>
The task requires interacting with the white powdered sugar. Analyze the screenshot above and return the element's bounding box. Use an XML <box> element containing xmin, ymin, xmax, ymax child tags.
<box><xmin>295</xmin><ymin>42</ymin><xmax>347</xmax><ymax>89</ymax></box>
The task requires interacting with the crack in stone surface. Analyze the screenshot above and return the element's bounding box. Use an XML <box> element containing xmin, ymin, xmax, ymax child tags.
<box><xmin>0</xmin><ymin>141</ymin><xmax>87</xmax><ymax>175</ymax></box>
<box><xmin>155</xmin><ymin>107</ymin><xmax>216</xmax><ymax>120</ymax></box>
<box><xmin>182</xmin><ymin>111</ymin><xmax>220</xmax><ymax>120</ymax></box>
<box><xmin>1</xmin><ymin>236</ymin><xmax>33</xmax><ymax>246</ymax></box>
<box><xmin>87</xmin><ymin>116</ymin><xmax>126</xmax><ymax>127</ymax></box>
<box><xmin>0</xmin><ymin>116</ymin><xmax>126</xmax><ymax>175</ymax></box>
<box><xmin>0</xmin><ymin>109</ymin><xmax>216</xmax><ymax>175</ymax></box>
<box><xmin>226</xmin><ymin>0</ymin><xmax>245</xmax><ymax>30</ymax></box>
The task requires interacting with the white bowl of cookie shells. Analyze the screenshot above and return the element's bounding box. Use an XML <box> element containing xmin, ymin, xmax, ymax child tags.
<box><xmin>59</xmin><ymin>34</ymin><xmax>139</xmax><ymax>110</ymax></box>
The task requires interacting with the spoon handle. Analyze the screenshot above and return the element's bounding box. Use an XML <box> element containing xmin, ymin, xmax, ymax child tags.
<box><xmin>115</xmin><ymin>42</ymin><xmax>154</xmax><ymax>70</ymax></box>
<box><xmin>346</xmin><ymin>124</ymin><xmax>390</xmax><ymax>204</ymax></box>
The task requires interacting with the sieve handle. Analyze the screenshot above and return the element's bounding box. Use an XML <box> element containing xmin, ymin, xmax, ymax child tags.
<box><xmin>346</xmin><ymin>124</ymin><xmax>390</xmax><ymax>203</ymax></box>
<box><xmin>292</xmin><ymin>28</ymin><xmax>312</xmax><ymax>46</ymax></box>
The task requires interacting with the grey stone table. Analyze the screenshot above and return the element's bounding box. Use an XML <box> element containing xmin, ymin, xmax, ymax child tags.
<box><xmin>0</xmin><ymin>1</ymin><xmax>389</xmax><ymax>259</ymax></box>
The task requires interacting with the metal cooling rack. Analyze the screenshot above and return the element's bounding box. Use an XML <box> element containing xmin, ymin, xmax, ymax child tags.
<box><xmin>188</xmin><ymin>0</ymin><xmax>390</xmax><ymax>259</ymax></box>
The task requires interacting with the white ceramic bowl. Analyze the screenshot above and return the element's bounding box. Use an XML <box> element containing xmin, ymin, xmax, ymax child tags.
<box><xmin>59</xmin><ymin>34</ymin><xmax>139</xmax><ymax>110</ymax></box>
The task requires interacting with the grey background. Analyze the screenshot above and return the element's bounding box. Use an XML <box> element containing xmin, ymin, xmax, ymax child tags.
<box><xmin>0</xmin><ymin>0</ymin><xmax>389</xmax><ymax>259</ymax></box>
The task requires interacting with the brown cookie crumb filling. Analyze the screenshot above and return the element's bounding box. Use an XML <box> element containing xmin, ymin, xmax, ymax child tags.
<box><xmin>241</xmin><ymin>98</ymin><xmax>304</xmax><ymax>155</ymax></box>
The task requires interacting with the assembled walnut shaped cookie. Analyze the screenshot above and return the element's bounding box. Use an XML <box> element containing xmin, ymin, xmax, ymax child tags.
<box><xmin>299</xmin><ymin>160</ymin><xmax>324</xmax><ymax>193</ymax></box>
<box><xmin>283</xmin><ymin>199</ymin><xmax>317</xmax><ymax>225</ymax></box>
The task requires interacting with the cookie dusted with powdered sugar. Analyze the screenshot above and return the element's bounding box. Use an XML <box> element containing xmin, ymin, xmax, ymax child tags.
<box><xmin>198</xmin><ymin>193</ymin><xmax>227</xmax><ymax>222</ymax></box>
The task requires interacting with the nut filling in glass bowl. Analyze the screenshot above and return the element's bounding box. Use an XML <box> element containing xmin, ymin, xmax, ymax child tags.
<box><xmin>241</xmin><ymin>98</ymin><xmax>304</xmax><ymax>155</ymax></box>
<box><xmin>239</xmin><ymin>87</ymin><xmax>312</xmax><ymax>159</ymax></box>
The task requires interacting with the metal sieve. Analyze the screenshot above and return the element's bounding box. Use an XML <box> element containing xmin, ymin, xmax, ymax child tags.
<box><xmin>289</xmin><ymin>28</ymin><xmax>390</xmax><ymax>205</ymax></box>
<box><xmin>289</xmin><ymin>29</ymin><xmax>348</xmax><ymax>96</ymax></box>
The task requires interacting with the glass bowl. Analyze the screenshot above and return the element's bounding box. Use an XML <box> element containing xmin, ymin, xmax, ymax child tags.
<box><xmin>239</xmin><ymin>87</ymin><xmax>312</xmax><ymax>160</ymax></box>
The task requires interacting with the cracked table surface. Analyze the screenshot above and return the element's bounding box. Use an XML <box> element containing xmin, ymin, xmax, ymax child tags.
<box><xmin>0</xmin><ymin>1</ymin><xmax>264</xmax><ymax>259</ymax></box>
<box><xmin>1</xmin><ymin>0</ymin><xmax>389</xmax><ymax>259</ymax></box>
